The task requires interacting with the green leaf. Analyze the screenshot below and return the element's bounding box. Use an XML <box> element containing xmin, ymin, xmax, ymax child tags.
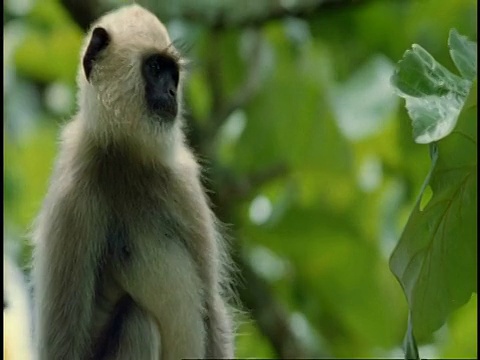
<box><xmin>390</xmin><ymin>80</ymin><xmax>477</xmax><ymax>339</ymax></box>
<box><xmin>390</xmin><ymin>29</ymin><xmax>477</xmax><ymax>342</ymax></box>
<box><xmin>391</xmin><ymin>35</ymin><xmax>473</xmax><ymax>144</ymax></box>
<box><xmin>449</xmin><ymin>28</ymin><xmax>477</xmax><ymax>81</ymax></box>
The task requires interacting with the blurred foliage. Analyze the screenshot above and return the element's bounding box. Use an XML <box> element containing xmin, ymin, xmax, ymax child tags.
<box><xmin>4</xmin><ymin>0</ymin><xmax>477</xmax><ymax>358</ymax></box>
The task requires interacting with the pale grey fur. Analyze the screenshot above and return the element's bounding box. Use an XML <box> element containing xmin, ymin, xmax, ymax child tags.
<box><xmin>32</xmin><ymin>5</ymin><xmax>234</xmax><ymax>360</ymax></box>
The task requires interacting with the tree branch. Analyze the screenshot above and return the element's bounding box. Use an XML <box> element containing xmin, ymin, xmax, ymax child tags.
<box><xmin>206</xmin><ymin>29</ymin><xmax>225</xmax><ymax>125</ymax></box>
<box><xmin>61</xmin><ymin>0</ymin><xmax>373</xmax><ymax>32</ymax></box>
<box><xmin>219</xmin><ymin>163</ymin><xmax>289</xmax><ymax>205</ymax></box>
<box><xmin>179</xmin><ymin>0</ymin><xmax>371</xmax><ymax>29</ymax></box>
<box><xmin>60</xmin><ymin>0</ymin><xmax>105</xmax><ymax>31</ymax></box>
<box><xmin>235</xmin><ymin>251</ymin><xmax>326</xmax><ymax>357</ymax></box>
<box><xmin>210</xmin><ymin>30</ymin><xmax>264</xmax><ymax>137</ymax></box>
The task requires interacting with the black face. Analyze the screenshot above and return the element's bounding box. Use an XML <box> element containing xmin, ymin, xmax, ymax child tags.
<box><xmin>142</xmin><ymin>53</ymin><xmax>179</xmax><ymax>122</ymax></box>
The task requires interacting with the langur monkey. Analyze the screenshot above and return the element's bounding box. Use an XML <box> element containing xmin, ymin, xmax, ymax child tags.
<box><xmin>32</xmin><ymin>5</ymin><xmax>234</xmax><ymax>359</ymax></box>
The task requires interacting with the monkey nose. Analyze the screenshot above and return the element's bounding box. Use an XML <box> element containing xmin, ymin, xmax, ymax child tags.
<box><xmin>166</xmin><ymin>83</ymin><xmax>176</xmax><ymax>99</ymax></box>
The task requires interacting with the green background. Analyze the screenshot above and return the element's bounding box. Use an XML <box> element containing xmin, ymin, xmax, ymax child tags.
<box><xmin>4</xmin><ymin>0</ymin><xmax>477</xmax><ymax>357</ymax></box>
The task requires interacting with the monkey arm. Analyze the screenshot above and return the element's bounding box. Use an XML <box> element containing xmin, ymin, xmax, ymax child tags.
<box><xmin>33</xmin><ymin>185</ymin><xmax>108</xmax><ymax>360</ymax></box>
<box><xmin>205</xmin><ymin>293</ymin><xmax>235</xmax><ymax>358</ymax></box>
<box><xmin>172</xmin><ymin>174</ymin><xmax>236</xmax><ymax>359</ymax></box>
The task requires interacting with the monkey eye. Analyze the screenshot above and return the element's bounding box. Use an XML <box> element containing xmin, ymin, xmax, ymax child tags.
<box><xmin>143</xmin><ymin>54</ymin><xmax>179</xmax><ymax>85</ymax></box>
<box><xmin>149</xmin><ymin>63</ymin><xmax>163</xmax><ymax>79</ymax></box>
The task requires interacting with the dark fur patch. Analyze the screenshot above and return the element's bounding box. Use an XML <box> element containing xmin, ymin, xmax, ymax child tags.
<box><xmin>83</xmin><ymin>27</ymin><xmax>110</xmax><ymax>81</ymax></box>
<box><xmin>92</xmin><ymin>295</ymin><xmax>133</xmax><ymax>359</ymax></box>
<box><xmin>142</xmin><ymin>53</ymin><xmax>179</xmax><ymax>120</ymax></box>
<box><xmin>106</xmin><ymin>218</ymin><xmax>131</xmax><ymax>262</ymax></box>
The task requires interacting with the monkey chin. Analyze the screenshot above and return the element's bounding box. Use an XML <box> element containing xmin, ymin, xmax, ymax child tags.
<box><xmin>150</xmin><ymin>105</ymin><xmax>178</xmax><ymax>124</ymax></box>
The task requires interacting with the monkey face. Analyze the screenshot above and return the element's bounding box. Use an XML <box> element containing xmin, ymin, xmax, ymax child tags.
<box><xmin>141</xmin><ymin>52</ymin><xmax>179</xmax><ymax>122</ymax></box>
<box><xmin>79</xmin><ymin>5</ymin><xmax>182</xmax><ymax>127</ymax></box>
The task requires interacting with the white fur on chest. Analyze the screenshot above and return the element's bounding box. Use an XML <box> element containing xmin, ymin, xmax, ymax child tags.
<box><xmin>112</xmin><ymin>231</ymin><xmax>206</xmax><ymax>359</ymax></box>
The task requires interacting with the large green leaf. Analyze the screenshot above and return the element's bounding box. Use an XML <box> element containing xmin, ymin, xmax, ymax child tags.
<box><xmin>390</xmin><ymin>29</ymin><xmax>477</xmax><ymax>341</ymax></box>
<box><xmin>391</xmin><ymin>29</ymin><xmax>474</xmax><ymax>144</ymax></box>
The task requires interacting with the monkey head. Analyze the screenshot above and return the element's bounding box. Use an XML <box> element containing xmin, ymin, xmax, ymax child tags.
<box><xmin>77</xmin><ymin>5</ymin><xmax>185</xmax><ymax>147</ymax></box>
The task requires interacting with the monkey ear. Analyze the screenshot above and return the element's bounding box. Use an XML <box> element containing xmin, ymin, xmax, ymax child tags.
<box><xmin>83</xmin><ymin>27</ymin><xmax>110</xmax><ymax>82</ymax></box>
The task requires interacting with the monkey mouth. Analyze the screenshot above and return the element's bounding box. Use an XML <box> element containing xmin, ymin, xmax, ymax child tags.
<box><xmin>148</xmin><ymin>96</ymin><xmax>178</xmax><ymax>122</ymax></box>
